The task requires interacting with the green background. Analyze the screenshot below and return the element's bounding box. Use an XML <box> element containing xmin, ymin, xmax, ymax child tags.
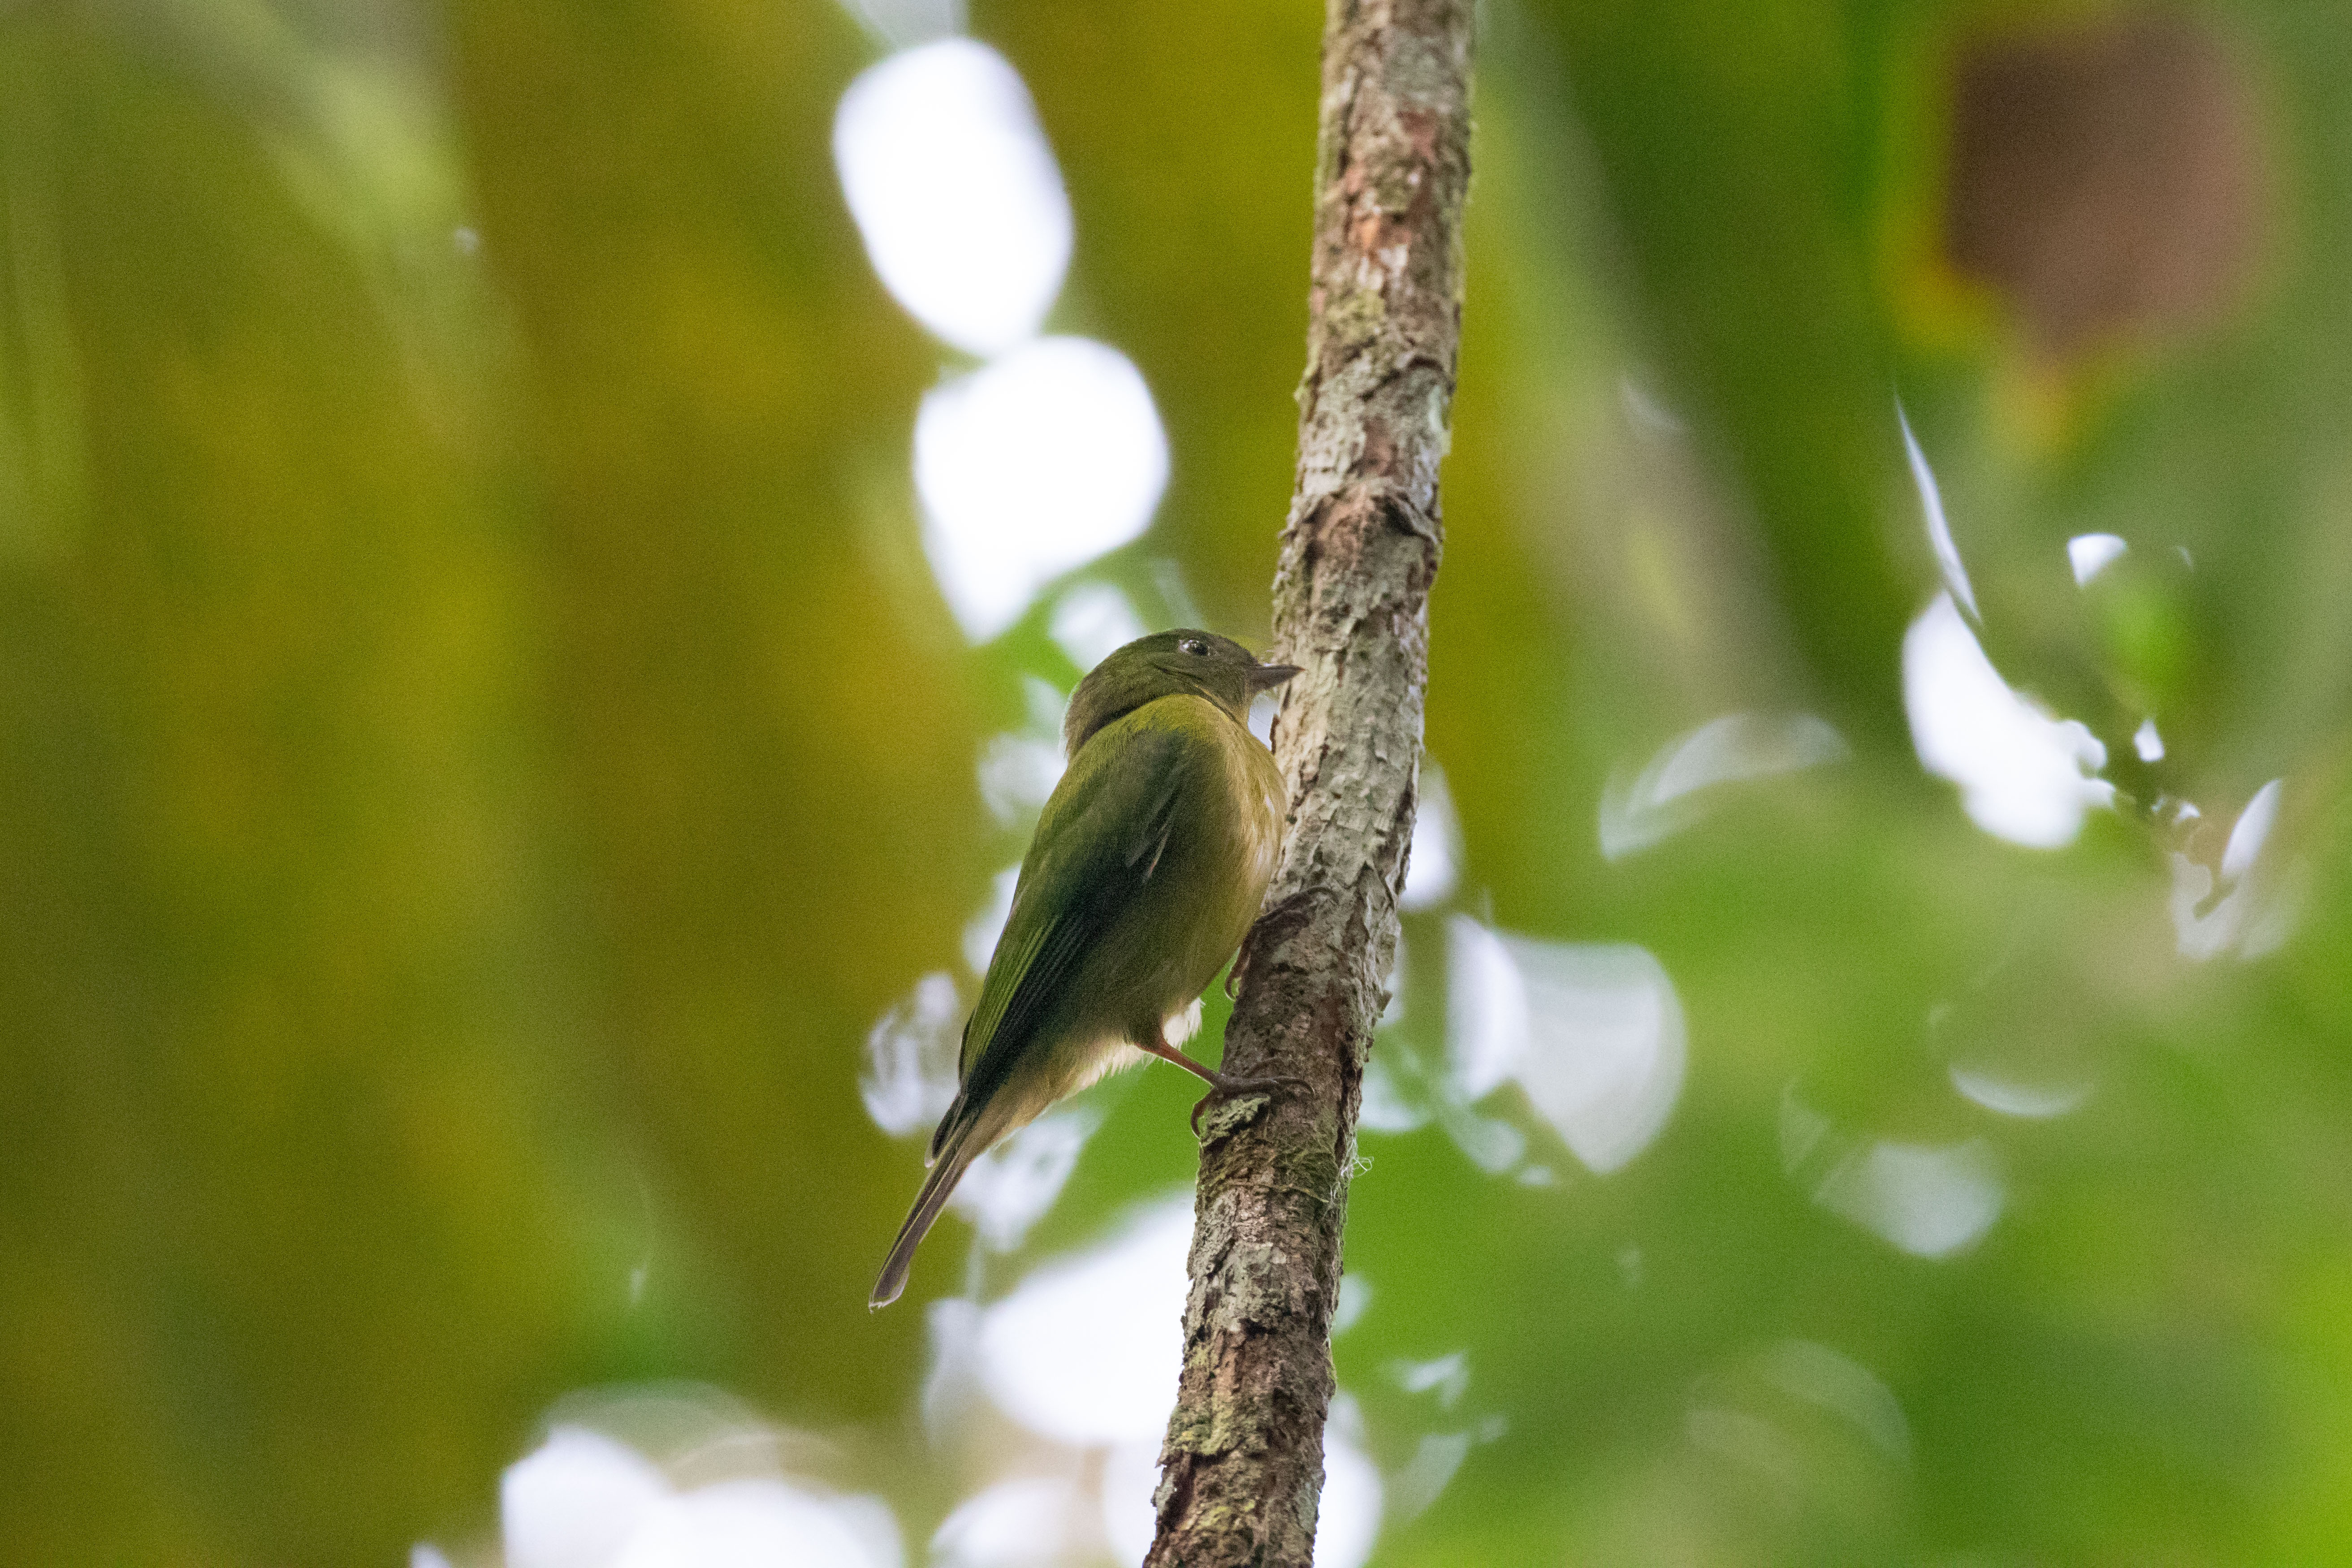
<box><xmin>5</xmin><ymin>0</ymin><xmax>2352</xmax><ymax>1561</ymax></box>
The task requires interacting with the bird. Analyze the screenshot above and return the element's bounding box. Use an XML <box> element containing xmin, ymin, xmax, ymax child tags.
<box><xmin>870</xmin><ymin>630</ymin><xmax>1300</xmax><ymax>1309</ymax></box>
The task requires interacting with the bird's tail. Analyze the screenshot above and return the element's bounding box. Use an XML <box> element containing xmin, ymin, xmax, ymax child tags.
<box><xmin>870</xmin><ymin>1111</ymin><xmax>983</xmax><ymax>1310</ymax></box>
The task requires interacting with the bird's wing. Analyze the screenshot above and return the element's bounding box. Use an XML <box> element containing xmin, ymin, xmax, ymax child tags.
<box><xmin>956</xmin><ymin>714</ymin><xmax>1198</xmax><ymax>1099</ymax></box>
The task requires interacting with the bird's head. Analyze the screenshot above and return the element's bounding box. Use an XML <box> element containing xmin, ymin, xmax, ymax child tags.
<box><xmin>1062</xmin><ymin>631</ymin><xmax>1301</xmax><ymax>755</ymax></box>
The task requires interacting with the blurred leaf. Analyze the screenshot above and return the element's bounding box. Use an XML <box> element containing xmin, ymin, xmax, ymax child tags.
<box><xmin>8</xmin><ymin>0</ymin><xmax>2352</xmax><ymax>1563</ymax></box>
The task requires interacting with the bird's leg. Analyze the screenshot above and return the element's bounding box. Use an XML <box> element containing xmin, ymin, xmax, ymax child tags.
<box><xmin>1135</xmin><ymin>1040</ymin><xmax>1296</xmax><ymax>1136</ymax></box>
<box><xmin>1135</xmin><ymin>1038</ymin><xmax>1257</xmax><ymax>1092</ymax></box>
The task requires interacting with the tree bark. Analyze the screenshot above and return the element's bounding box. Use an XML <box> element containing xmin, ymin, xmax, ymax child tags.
<box><xmin>1143</xmin><ymin>2</ymin><xmax>1473</xmax><ymax>1564</ymax></box>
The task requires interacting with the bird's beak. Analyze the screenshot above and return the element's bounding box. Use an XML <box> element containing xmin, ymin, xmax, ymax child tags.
<box><xmin>1249</xmin><ymin>661</ymin><xmax>1303</xmax><ymax>692</ymax></box>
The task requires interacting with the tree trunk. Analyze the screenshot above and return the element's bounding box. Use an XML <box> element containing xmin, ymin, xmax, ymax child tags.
<box><xmin>1143</xmin><ymin>1</ymin><xmax>1474</xmax><ymax>1563</ymax></box>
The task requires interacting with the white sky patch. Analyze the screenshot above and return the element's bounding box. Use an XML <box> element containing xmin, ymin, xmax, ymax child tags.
<box><xmin>1379</xmin><ymin>928</ymin><xmax>1406</xmax><ymax>1026</ymax></box>
<box><xmin>1050</xmin><ymin>581</ymin><xmax>1150</xmax><ymax>672</ymax></box>
<box><xmin>1248</xmin><ymin>691</ymin><xmax>1279</xmax><ymax>744</ymax></box>
<box><xmin>861</xmin><ymin>971</ymin><xmax>962</xmax><ymax>1137</ymax></box>
<box><xmin>2067</xmin><ymin>532</ymin><xmax>2129</xmax><ymax>586</ymax></box>
<box><xmin>1098</xmin><ymin>1440</ymin><xmax>1162</xmax><ymax>1568</ymax></box>
<box><xmin>1332</xmin><ymin>1274</ymin><xmax>1372</xmax><ymax>1335</ymax></box>
<box><xmin>1446</xmin><ymin>919</ymin><xmax>1685</xmax><ymax>1175</ymax></box>
<box><xmin>948</xmin><ymin>1108</ymin><xmax>1102</xmax><ymax>1254</ymax></box>
<box><xmin>963</xmin><ymin>865</ymin><xmax>1020</xmax><ymax>975</ymax></box>
<box><xmin>979</xmin><ymin>679</ymin><xmax>1069</xmax><ymax>823</ymax></box>
<box><xmin>1401</xmin><ymin>760</ymin><xmax>1462</xmax><ymax>910</ymax></box>
<box><xmin>1447</xmin><ymin>917</ymin><xmax>1527</xmax><ymax>1105</ymax></box>
<box><xmin>2171</xmin><ymin>778</ymin><xmax>2303</xmax><ymax>961</ymax></box>
<box><xmin>1783</xmin><ymin>1086</ymin><xmax>2006</xmax><ymax>1256</ymax></box>
<box><xmin>1904</xmin><ymin>592</ymin><xmax>2113</xmax><ymax>848</ymax></box>
<box><xmin>1387</xmin><ymin>1431</ymin><xmax>1473</xmax><ymax>1524</ymax></box>
<box><xmin>833</xmin><ymin>39</ymin><xmax>1070</xmax><ymax>356</ymax></box>
<box><xmin>968</xmin><ymin>1197</ymin><xmax>1387</xmax><ymax>1568</ymax></box>
<box><xmin>1358</xmin><ymin>1053</ymin><xmax>1432</xmax><ymax>1133</ymax></box>
<box><xmin>2224</xmin><ymin>777</ymin><xmax>2281</xmax><ymax>883</ymax></box>
<box><xmin>504</xmin><ymin>1436</ymin><xmax>663</xmax><ymax>1568</ymax></box>
<box><xmin>1948</xmin><ymin>1063</ymin><xmax>2093</xmax><ymax>1120</ymax></box>
<box><xmin>921</xmin><ymin>1298</ymin><xmax>986</xmax><ymax>1443</ymax></box>
<box><xmin>1150</xmin><ymin>558</ymin><xmax>1206</xmax><ymax>627</ymax></box>
<box><xmin>931</xmin><ymin>1477</ymin><xmax>1088</xmax><ymax>1568</ymax></box>
<box><xmin>976</xmin><ymin>1196</ymin><xmax>1192</xmax><ymax>1447</ymax></box>
<box><xmin>1022</xmin><ymin>674</ymin><xmax>1070</xmax><ymax>734</ymax></box>
<box><xmin>2134</xmin><ymin>718</ymin><xmax>2165</xmax><ymax>762</ymax></box>
<box><xmin>614</xmin><ymin>1481</ymin><xmax>900</xmax><ymax>1568</ymax></box>
<box><xmin>1599</xmin><ymin>712</ymin><xmax>1847</xmax><ymax>861</ymax></box>
<box><xmin>1899</xmin><ymin>403</ymin><xmax>1978</xmax><ymax>620</ymax></box>
<box><xmin>1438</xmin><ymin>1106</ymin><xmax>1527</xmax><ymax>1175</ymax></box>
<box><xmin>917</xmin><ymin>337</ymin><xmax>1169</xmax><ymax>641</ymax></box>
<box><xmin>1390</xmin><ymin>1351</ymin><xmax>1470</xmax><ymax>1409</ymax></box>
<box><xmin>1310</xmin><ymin>1398</ymin><xmax>1384</xmax><ymax>1568</ymax></box>
<box><xmin>1812</xmin><ymin>1137</ymin><xmax>2004</xmax><ymax>1259</ymax></box>
<box><xmin>977</xmin><ymin>730</ymin><xmax>1065</xmax><ymax>824</ymax></box>
<box><xmin>834</xmin><ymin>0</ymin><xmax>962</xmax><ymax>50</ymax></box>
<box><xmin>503</xmin><ymin>1425</ymin><xmax>902</xmax><ymax>1568</ymax></box>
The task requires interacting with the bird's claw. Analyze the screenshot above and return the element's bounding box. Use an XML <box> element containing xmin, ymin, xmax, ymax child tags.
<box><xmin>1189</xmin><ymin>1072</ymin><xmax>1300</xmax><ymax>1138</ymax></box>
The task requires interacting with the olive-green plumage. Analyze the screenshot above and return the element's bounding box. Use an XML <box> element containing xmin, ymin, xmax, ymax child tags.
<box><xmin>871</xmin><ymin>631</ymin><xmax>1298</xmax><ymax>1309</ymax></box>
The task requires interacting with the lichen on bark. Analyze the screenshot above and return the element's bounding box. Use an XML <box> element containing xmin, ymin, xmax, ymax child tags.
<box><xmin>1142</xmin><ymin>1</ymin><xmax>1474</xmax><ymax>1564</ymax></box>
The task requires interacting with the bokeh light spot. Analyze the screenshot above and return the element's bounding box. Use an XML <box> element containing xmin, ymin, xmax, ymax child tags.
<box><xmin>862</xmin><ymin>971</ymin><xmax>962</xmax><ymax>1138</ymax></box>
<box><xmin>1050</xmin><ymin>583</ymin><xmax>1150</xmax><ymax>672</ymax></box>
<box><xmin>948</xmin><ymin>1108</ymin><xmax>1102</xmax><ymax>1254</ymax></box>
<box><xmin>1901</xmin><ymin>405</ymin><xmax>1978</xmax><ymax>618</ymax></box>
<box><xmin>1599</xmin><ymin>713</ymin><xmax>1846</xmax><ymax>861</ymax></box>
<box><xmin>833</xmin><ymin>39</ymin><xmax>1072</xmax><ymax>355</ymax></box>
<box><xmin>1446</xmin><ymin>920</ymin><xmax>1686</xmax><ymax>1175</ymax></box>
<box><xmin>2069</xmin><ymin>532</ymin><xmax>2129</xmax><ymax>585</ymax></box>
<box><xmin>502</xmin><ymin>1405</ymin><xmax>903</xmax><ymax>1568</ymax></box>
<box><xmin>931</xmin><ymin>1477</ymin><xmax>1089</xmax><ymax>1568</ymax></box>
<box><xmin>916</xmin><ymin>339</ymin><xmax>1170</xmax><ymax>641</ymax></box>
<box><xmin>1904</xmin><ymin>593</ymin><xmax>2112</xmax><ymax>848</ymax></box>
<box><xmin>1398</xmin><ymin>762</ymin><xmax>1461</xmax><ymax>910</ymax></box>
<box><xmin>1813</xmin><ymin>1138</ymin><xmax>2004</xmax><ymax>1258</ymax></box>
<box><xmin>976</xmin><ymin>1196</ymin><xmax>1192</xmax><ymax>1447</ymax></box>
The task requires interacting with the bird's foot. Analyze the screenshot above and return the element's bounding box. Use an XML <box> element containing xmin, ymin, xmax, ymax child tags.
<box><xmin>1137</xmin><ymin>1039</ymin><xmax>1301</xmax><ymax>1136</ymax></box>
<box><xmin>1189</xmin><ymin>1071</ymin><xmax>1301</xmax><ymax>1137</ymax></box>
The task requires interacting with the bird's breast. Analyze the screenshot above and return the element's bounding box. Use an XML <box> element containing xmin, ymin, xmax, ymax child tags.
<box><xmin>1219</xmin><ymin>719</ymin><xmax>1286</xmax><ymax>898</ymax></box>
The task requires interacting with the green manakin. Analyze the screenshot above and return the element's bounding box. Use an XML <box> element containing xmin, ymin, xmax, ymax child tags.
<box><xmin>871</xmin><ymin>631</ymin><xmax>1299</xmax><ymax>1309</ymax></box>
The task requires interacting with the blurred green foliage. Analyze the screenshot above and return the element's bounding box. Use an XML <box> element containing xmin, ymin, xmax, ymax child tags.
<box><xmin>4</xmin><ymin>0</ymin><xmax>2352</xmax><ymax>1563</ymax></box>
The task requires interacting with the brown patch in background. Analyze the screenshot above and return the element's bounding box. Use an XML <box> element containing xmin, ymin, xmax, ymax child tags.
<box><xmin>1945</xmin><ymin>9</ymin><xmax>2263</xmax><ymax>359</ymax></box>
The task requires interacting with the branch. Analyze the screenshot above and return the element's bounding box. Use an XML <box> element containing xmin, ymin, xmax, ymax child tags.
<box><xmin>1143</xmin><ymin>2</ymin><xmax>1473</xmax><ymax>1564</ymax></box>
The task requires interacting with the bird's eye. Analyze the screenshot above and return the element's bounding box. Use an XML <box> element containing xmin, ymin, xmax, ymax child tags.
<box><xmin>1178</xmin><ymin>638</ymin><xmax>1210</xmax><ymax>657</ymax></box>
